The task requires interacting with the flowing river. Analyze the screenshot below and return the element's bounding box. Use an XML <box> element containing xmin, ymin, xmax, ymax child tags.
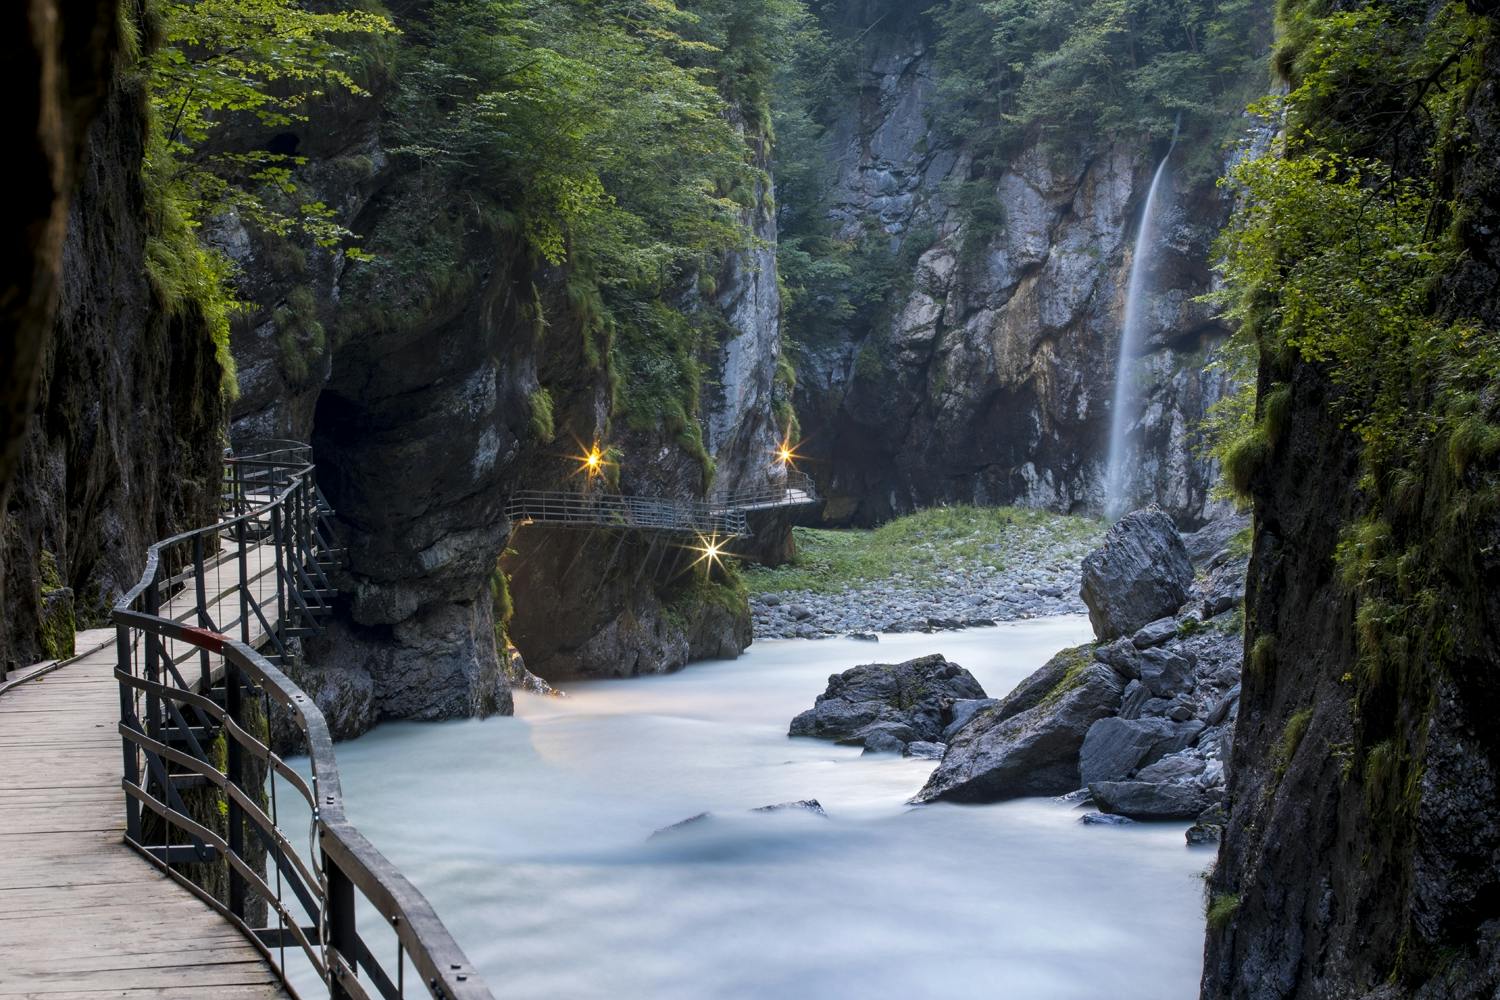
<box><xmin>287</xmin><ymin>617</ymin><xmax>1212</xmax><ymax>999</ymax></box>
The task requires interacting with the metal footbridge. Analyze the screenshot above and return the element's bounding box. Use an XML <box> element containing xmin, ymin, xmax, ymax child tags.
<box><xmin>0</xmin><ymin>441</ymin><xmax>490</xmax><ymax>1000</ymax></box>
<box><xmin>505</xmin><ymin>471</ymin><xmax>818</xmax><ymax>537</ymax></box>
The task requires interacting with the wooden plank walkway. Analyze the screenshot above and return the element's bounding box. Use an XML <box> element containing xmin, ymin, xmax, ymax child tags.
<box><xmin>0</xmin><ymin>541</ymin><xmax>289</xmax><ymax>999</ymax></box>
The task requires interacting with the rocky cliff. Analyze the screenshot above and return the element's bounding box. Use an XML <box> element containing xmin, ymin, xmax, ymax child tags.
<box><xmin>1</xmin><ymin>6</ymin><xmax>228</xmax><ymax>673</ymax></box>
<box><xmin>1200</xmin><ymin>2</ymin><xmax>1500</xmax><ymax>996</ymax></box>
<box><xmin>216</xmin><ymin>10</ymin><xmax>782</xmax><ymax>724</ymax></box>
<box><xmin>789</xmin><ymin>3</ymin><xmax>1251</xmax><ymax>527</ymax></box>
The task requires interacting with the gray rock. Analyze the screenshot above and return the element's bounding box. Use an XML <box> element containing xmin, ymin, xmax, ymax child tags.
<box><xmin>848</xmin><ymin>632</ymin><xmax>879</xmax><ymax>642</ymax></box>
<box><xmin>790</xmin><ymin>604</ymin><xmax>813</xmax><ymax>621</ymax></box>
<box><xmin>1137</xmin><ymin>647</ymin><xmax>1194</xmax><ymax>699</ymax></box>
<box><xmin>913</xmin><ymin>649</ymin><xmax>1126</xmax><ymax>803</ymax></box>
<box><xmin>789</xmin><ymin>653</ymin><xmax>986</xmax><ymax>745</ymax></box>
<box><xmin>753</xmin><ymin>799</ymin><xmax>827</xmax><ymax>817</ymax></box>
<box><xmin>1090</xmin><ymin>780</ymin><xmax>1216</xmax><ymax>820</ymax></box>
<box><xmin>1135</xmin><ymin>752</ymin><xmax>1208</xmax><ymax>783</ymax></box>
<box><xmin>839</xmin><ymin>721</ymin><xmax>920</xmax><ymax>747</ymax></box>
<box><xmin>1080</xmin><ymin>509</ymin><xmax>1195</xmax><ymax>640</ymax></box>
<box><xmin>650</xmin><ymin>812</ymin><xmax>713</xmax><ymax>838</ymax></box>
<box><xmin>1079</xmin><ymin>717</ymin><xmax>1204</xmax><ymax>785</ymax></box>
<box><xmin>942</xmin><ymin>698</ymin><xmax>1000</xmax><ymax>741</ymax></box>
<box><xmin>1169</xmin><ymin>702</ymin><xmax>1195</xmax><ymax>722</ymax></box>
<box><xmin>1081</xmin><ymin>812</ymin><xmax>1136</xmax><ymax>826</ymax></box>
<box><xmin>1131</xmin><ymin>617</ymin><xmax>1179</xmax><ymax>649</ymax></box>
<box><xmin>1205</xmin><ymin>684</ymin><xmax>1241</xmax><ymax>727</ymax></box>
<box><xmin>1118</xmin><ymin>679</ymin><xmax>1150</xmax><ymax>720</ymax></box>
<box><xmin>904</xmin><ymin>740</ymin><xmax>947</xmax><ymax>760</ymax></box>
<box><xmin>862</xmin><ymin>730</ymin><xmax>907</xmax><ymax>754</ymax></box>
<box><xmin>1180</xmin><ymin>513</ymin><xmax>1250</xmax><ymax>567</ymax></box>
<box><xmin>1093</xmin><ymin>637</ymin><xmax>1142</xmax><ymax>678</ymax></box>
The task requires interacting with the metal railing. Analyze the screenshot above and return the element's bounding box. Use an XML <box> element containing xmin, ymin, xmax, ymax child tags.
<box><xmin>113</xmin><ymin>442</ymin><xmax>491</xmax><ymax>1000</ymax></box>
<box><xmin>506</xmin><ymin>472</ymin><xmax>820</xmax><ymax>537</ymax></box>
<box><xmin>506</xmin><ymin>489</ymin><xmax>751</xmax><ymax>536</ymax></box>
<box><xmin>709</xmin><ymin>470</ymin><xmax>820</xmax><ymax>511</ymax></box>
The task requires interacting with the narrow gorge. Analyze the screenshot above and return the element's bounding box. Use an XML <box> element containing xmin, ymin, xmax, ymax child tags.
<box><xmin>2</xmin><ymin>0</ymin><xmax>1497</xmax><ymax>998</ymax></box>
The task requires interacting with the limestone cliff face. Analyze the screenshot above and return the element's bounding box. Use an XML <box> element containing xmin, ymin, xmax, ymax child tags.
<box><xmin>794</xmin><ymin>8</ymin><xmax>1235</xmax><ymax>526</ymax></box>
<box><xmin>1</xmin><ymin>21</ymin><xmax>227</xmax><ymax>672</ymax></box>
<box><xmin>220</xmin><ymin>39</ymin><xmax>776</xmax><ymax>722</ymax></box>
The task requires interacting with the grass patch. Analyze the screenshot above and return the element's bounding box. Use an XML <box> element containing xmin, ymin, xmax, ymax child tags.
<box><xmin>1276</xmin><ymin>707</ymin><xmax>1313</xmax><ymax>776</ymax></box>
<box><xmin>743</xmin><ymin>505</ymin><xmax>1103</xmax><ymax>596</ymax></box>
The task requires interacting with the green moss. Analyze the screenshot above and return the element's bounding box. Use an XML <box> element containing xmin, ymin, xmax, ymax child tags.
<box><xmin>1038</xmin><ymin>645</ymin><xmax>1096</xmax><ymax>708</ymax></box>
<box><xmin>1275</xmin><ymin>707</ymin><xmax>1313</xmax><ymax>776</ymax></box>
<box><xmin>1248</xmin><ymin>635</ymin><xmax>1276</xmax><ymax>682</ymax></box>
<box><xmin>1206</xmin><ymin>892</ymin><xmax>1241</xmax><ymax>931</ymax></box>
<box><xmin>273</xmin><ymin>285</ymin><xmax>326</xmax><ymax>384</ymax></box>
<box><xmin>36</xmin><ymin>551</ymin><xmax>76</xmax><ymax>661</ymax></box>
<box><xmin>528</xmin><ymin>387</ymin><xmax>556</xmax><ymax>444</ymax></box>
<box><xmin>853</xmin><ymin>341</ymin><xmax>882</xmax><ymax>382</ymax></box>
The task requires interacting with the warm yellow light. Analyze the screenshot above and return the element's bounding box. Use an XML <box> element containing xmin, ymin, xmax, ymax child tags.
<box><xmin>575</xmin><ymin>441</ymin><xmax>609</xmax><ymax>479</ymax></box>
<box><xmin>774</xmin><ymin>433</ymin><xmax>800</xmax><ymax>468</ymax></box>
<box><xmin>690</xmin><ymin>532</ymin><xmax>730</xmax><ymax>573</ymax></box>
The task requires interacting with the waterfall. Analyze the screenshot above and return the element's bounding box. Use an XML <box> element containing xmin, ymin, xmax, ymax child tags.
<box><xmin>1103</xmin><ymin>129</ymin><xmax>1178</xmax><ymax>520</ymax></box>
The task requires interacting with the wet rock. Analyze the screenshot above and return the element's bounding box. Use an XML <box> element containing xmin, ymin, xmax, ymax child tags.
<box><xmin>862</xmin><ymin>730</ymin><xmax>908</xmax><ymax>754</ymax></box>
<box><xmin>904</xmin><ymin>740</ymin><xmax>946</xmax><ymax>760</ymax></box>
<box><xmin>1205</xmin><ymin>684</ymin><xmax>1241</xmax><ymax>727</ymax></box>
<box><xmin>753</xmin><ymin>799</ymin><xmax>827</xmax><ymax>817</ymax></box>
<box><xmin>1080</xmin><ymin>509</ymin><xmax>1194</xmax><ymax>640</ymax></box>
<box><xmin>913</xmin><ymin>648</ymin><xmax>1126</xmax><ymax>803</ymax></box>
<box><xmin>649</xmin><ymin>812</ymin><xmax>713</xmax><ymax>839</ymax></box>
<box><xmin>840</xmin><ymin>721</ymin><xmax>920</xmax><ymax>748</ymax></box>
<box><xmin>1081</xmin><ymin>812</ymin><xmax>1136</xmax><ymax>827</ymax></box>
<box><xmin>790</xmin><ymin>604</ymin><xmax>813</xmax><ymax>621</ymax></box>
<box><xmin>789</xmin><ymin>653</ymin><xmax>986</xmax><ymax>746</ymax></box>
<box><xmin>1090</xmin><ymin>780</ymin><xmax>1216</xmax><ymax>821</ymax></box>
<box><xmin>942</xmin><ymin>697</ymin><xmax>1000</xmax><ymax>741</ymax></box>
<box><xmin>848</xmin><ymin>632</ymin><xmax>879</xmax><ymax>642</ymax></box>
<box><xmin>1093</xmin><ymin>637</ymin><xmax>1142</xmax><ymax>678</ymax></box>
<box><xmin>1185</xmin><ymin>801</ymin><xmax>1227</xmax><ymax>845</ymax></box>
<box><xmin>1180</xmin><ymin>513</ymin><xmax>1249</xmax><ymax>567</ymax></box>
<box><xmin>1135</xmin><ymin>752</ymin><xmax>1208</xmax><ymax>783</ymax></box>
<box><xmin>1079</xmin><ymin>717</ymin><xmax>1204</xmax><ymax>785</ymax></box>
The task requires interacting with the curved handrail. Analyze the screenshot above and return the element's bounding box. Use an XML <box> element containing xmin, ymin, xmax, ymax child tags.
<box><xmin>113</xmin><ymin>444</ymin><xmax>491</xmax><ymax>1000</ymax></box>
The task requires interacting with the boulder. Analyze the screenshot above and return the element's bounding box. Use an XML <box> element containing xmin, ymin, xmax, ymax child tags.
<box><xmin>942</xmin><ymin>698</ymin><xmax>1000</xmax><ymax>741</ymax></box>
<box><xmin>1081</xmin><ymin>812</ymin><xmax>1136</xmax><ymax>827</ymax></box>
<box><xmin>1119</xmin><ymin>680</ymin><xmax>1151</xmax><ymax>720</ymax></box>
<box><xmin>1131</xmin><ymin>617</ymin><xmax>1179</xmax><ymax>649</ymax></box>
<box><xmin>912</xmin><ymin>648</ymin><xmax>1126</xmax><ymax>803</ymax></box>
<box><xmin>1137</xmin><ymin>647</ymin><xmax>1194</xmax><ymax>698</ymax></box>
<box><xmin>903</xmin><ymin>740</ymin><xmax>947</xmax><ymax>760</ymax></box>
<box><xmin>1080</xmin><ymin>509</ymin><xmax>1194</xmax><ymax>640</ymax></box>
<box><xmin>860</xmin><ymin>729</ymin><xmax>909</xmax><ymax>754</ymax></box>
<box><xmin>789</xmin><ymin>653</ymin><xmax>986</xmax><ymax>747</ymax></box>
<box><xmin>752</xmin><ymin>799</ymin><xmax>827</xmax><ymax>817</ymax></box>
<box><xmin>1090</xmin><ymin>780</ymin><xmax>1216</xmax><ymax>820</ymax></box>
<box><xmin>1180</xmin><ymin>512</ymin><xmax>1250</xmax><ymax>567</ymax></box>
<box><xmin>1078</xmin><ymin>717</ymin><xmax>1205</xmax><ymax>785</ymax></box>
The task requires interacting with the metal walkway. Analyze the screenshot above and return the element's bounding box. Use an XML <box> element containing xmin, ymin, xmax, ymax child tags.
<box><xmin>505</xmin><ymin>471</ymin><xmax>819</xmax><ymax>536</ymax></box>
<box><xmin>0</xmin><ymin>441</ymin><xmax>491</xmax><ymax>1000</ymax></box>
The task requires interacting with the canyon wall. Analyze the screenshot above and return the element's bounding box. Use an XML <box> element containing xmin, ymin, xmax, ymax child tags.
<box><xmin>1</xmin><ymin>7</ymin><xmax>228</xmax><ymax>672</ymax></box>
<box><xmin>791</xmin><ymin>4</ymin><xmax>1240</xmax><ymax>527</ymax></box>
<box><xmin>1201</xmin><ymin>3</ymin><xmax>1500</xmax><ymax>996</ymax></box>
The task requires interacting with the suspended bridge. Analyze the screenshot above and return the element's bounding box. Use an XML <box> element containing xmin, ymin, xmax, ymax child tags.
<box><xmin>0</xmin><ymin>441</ymin><xmax>489</xmax><ymax>1000</ymax></box>
<box><xmin>505</xmin><ymin>470</ymin><xmax>819</xmax><ymax>537</ymax></box>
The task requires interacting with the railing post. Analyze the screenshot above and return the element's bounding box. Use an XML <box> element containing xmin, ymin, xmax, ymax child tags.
<box><xmin>324</xmin><ymin>852</ymin><xmax>357</xmax><ymax>1000</ymax></box>
<box><xmin>271</xmin><ymin>504</ymin><xmax>287</xmax><ymax>637</ymax></box>
<box><xmin>225</xmin><ymin>659</ymin><xmax>246</xmax><ymax>921</ymax></box>
<box><xmin>237</xmin><ymin>515</ymin><xmax>250</xmax><ymax>645</ymax></box>
<box><xmin>193</xmin><ymin>534</ymin><xmax>211</xmax><ymax>690</ymax></box>
<box><xmin>116</xmin><ymin>621</ymin><xmax>140</xmax><ymax>842</ymax></box>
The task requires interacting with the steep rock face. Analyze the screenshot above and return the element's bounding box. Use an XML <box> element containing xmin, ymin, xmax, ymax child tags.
<box><xmin>2</xmin><ymin>31</ymin><xmax>227</xmax><ymax>671</ymax></box>
<box><xmin>220</xmin><ymin>44</ymin><xmax>777</xmax><ymax>724</ymax></box>
<box><xmin>1201</xmin><ymin>15</ymin><xmax>1500</xmax><ymax>998</ymax></box>
<box><xmin>795</xmin><ymin>8</ymin><xmax>1232</xmax><ymax>525</ymax></box>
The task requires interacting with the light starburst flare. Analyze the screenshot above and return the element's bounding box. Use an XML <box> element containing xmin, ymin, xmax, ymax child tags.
<box><xmin>689</xmin><ymin>531</ymin><xmax>732</xmax><ymax>574</ymax></box>
<box><xmin>774</xmin><ymin>432</ymin><xmax>800</xmax><ymax>468</ymax></box>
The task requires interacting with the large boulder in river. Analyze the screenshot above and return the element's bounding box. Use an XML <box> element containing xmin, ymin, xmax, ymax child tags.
<box><xmin>912</xmin><ymin>646</ymin><xmax>1127</xmax><ymax>803</ymax></box>
<box><xmin>1080</xmin><ymin>509</ymin><xmax>1194</xmax><ymax>640</ymax></box>
<box><xmin>789</xmin><ymin>654</ymin><xmax>985</xmax><ymax>748</ymax></box>
<box><xmin>1090</xmin><ymin>780</ymin><xmax>1216</xmax><ymax>821</ymax></box>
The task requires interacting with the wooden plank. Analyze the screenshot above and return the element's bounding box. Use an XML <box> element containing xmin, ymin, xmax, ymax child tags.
<box><xmin>0</xmin><ymin>540</ymin><xmax>288</xmax><ymax>999</ymax></box>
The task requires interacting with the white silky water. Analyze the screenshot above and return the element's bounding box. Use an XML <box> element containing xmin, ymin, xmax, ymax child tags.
<box><xmin>1103</xmin><ymin>145</ymin><xmax>1176</xmax><ymax>520</ymax></box>
<box><xmin>284</xmin><ymin>619</ymin><xmax>1212</xmax><ymax>999</ymax></box>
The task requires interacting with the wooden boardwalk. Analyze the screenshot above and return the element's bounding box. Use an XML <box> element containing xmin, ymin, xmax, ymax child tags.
<box><xmin>0</xmin><ymin>543</ymin><xmax>289</xmax><ymax>999</ymax></box>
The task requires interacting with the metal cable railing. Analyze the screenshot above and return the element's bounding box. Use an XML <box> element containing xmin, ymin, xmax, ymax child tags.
<box><xmin>505</xmin><ymin>490</ymin><xmax>751</xmax><ymax>536</ymax></box>
<box><xmin>113</xmin><ymin>442</ymin><xmax>491</xmax><ymax>1000</ymax></box>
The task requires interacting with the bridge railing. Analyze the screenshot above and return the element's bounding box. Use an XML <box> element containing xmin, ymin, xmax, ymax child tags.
<box><xmin>114</xmin><ymin>443</ymin><xmax>491</xmax><ymax>1000</ymax></box>
<box><xmin>710</xmin><ymin>469</ymin><xmax>820</xmax><ymax>510</ymax></box>
<box><xmin>506</xmin><ymin>489</ymin><xmax>750</xmax><ymax>536</ymax></box>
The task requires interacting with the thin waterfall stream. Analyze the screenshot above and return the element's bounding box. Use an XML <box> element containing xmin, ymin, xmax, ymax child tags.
<box><xmin>1104</xmin><ymin>128</ymin><xmax>1179</xmax><ymax>519</ymax></box>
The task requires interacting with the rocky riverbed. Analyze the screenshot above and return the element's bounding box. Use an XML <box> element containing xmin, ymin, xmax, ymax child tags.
<box><xmin>747</xmin><ymin>510</ymin><xmax>1106</xmax><ymax>639</ymax></box>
